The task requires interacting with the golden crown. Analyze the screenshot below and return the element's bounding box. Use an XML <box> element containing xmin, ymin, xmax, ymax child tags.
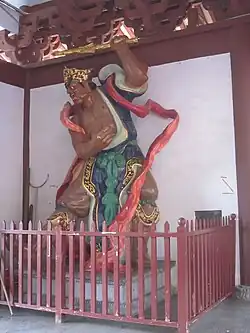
<box><xmin>63</xmin><ymin>67</ymin><xmax>92</xmax><ymax>86</ymax></box>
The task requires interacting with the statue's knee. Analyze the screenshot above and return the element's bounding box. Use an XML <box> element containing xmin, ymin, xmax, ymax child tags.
<box><xmin>141</xmin><ymin>186</ymin><xmax>158</xmax><ymax>202</ymax></box>
<box><xmin>57</xmin><ymin>196</ymin><xmax>90</xmax><ymax>218</ymax></box>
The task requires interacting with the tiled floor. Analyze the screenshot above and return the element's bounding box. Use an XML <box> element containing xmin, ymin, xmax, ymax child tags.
<box><xmin>0</xmin><ymin>298</ymin><xmax>250</xmax><ymax>333</ymax></box>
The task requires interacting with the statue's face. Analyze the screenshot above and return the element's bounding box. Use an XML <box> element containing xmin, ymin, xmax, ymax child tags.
<box><xmin>67</xmin><ymin>80</ymin><xmax>92</xmax><ymax>105</ymax></box>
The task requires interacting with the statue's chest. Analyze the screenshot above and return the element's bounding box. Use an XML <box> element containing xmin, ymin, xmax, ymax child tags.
<box><xmin>80</xmin><ymin>100</ymin><xmax>115</xmax><ymax>134</ymax></box>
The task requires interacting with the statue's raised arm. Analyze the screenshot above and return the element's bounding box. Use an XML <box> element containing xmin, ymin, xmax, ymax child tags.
<box><xmin>110</xmin><ymin>36</ymin><xmax>148</xmax><ymax>88</ymax></box>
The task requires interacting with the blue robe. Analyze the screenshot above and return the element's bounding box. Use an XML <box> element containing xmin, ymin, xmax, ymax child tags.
<box><xmin>82</xmin><ymin>79</ymin><xmax>146</xmax><ymax>231</ymax></box>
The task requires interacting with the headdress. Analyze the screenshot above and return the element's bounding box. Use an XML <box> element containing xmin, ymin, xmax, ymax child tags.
<box><xmin>63</xmin><ymin>67</ymin><xmax>92</xmax><ymax>87</ymax></box>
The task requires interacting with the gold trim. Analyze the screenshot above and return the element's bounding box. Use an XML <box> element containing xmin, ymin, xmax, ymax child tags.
<box><xmin>82</xmin><ymin>157</ymin><xmax>96</xmax><ymax>195</ymax></box>
<box><xmin>123</xmin><ymin>157</ymin><xmax>142</xmax><ymax>187</ymax></box>
<box><xmin>48</xmin><ymin>211</ymin><xmax>70</xmax><ymax>231</ymax></box>
<box><xmin>54</xmin><ymin>38</ymin><xmax>139</xmax><ymax>57</ymax></box>
<box><xmin>118</xmin><ymin>157</ymin><xmax>160</xmax><ymax>227</ymax></box>
<box><xmin>82</xmin><ymin>157</ymin><xmax>97</xmax><ymax>230</ymax></box>
<box><xmin>119</xmin><ymin>158</ymin><xmax>142</xmax><ymax>208</ymax></box>
<box><xmin>135</xmin><ymin>203</ymin><xmax>160</xmax><ymax>226</ymax></box>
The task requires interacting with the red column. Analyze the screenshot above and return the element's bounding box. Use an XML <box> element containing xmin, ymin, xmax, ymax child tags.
<box><xmin>231</xmin><ymin>23</ymin><xmax>250</xmax><ymax>285</ymax></box>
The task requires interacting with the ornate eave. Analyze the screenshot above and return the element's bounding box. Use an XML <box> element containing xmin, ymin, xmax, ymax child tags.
<box><xmin>0</xmin><ymin>0</ymin><xmax>250</xmax><ymax>66</ymax></box>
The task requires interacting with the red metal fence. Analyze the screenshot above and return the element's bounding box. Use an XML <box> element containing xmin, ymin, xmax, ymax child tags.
<box><xmin>0</xmin><ymin>215</ymin><xmax>236</xmax><ymax>333</ymax></box>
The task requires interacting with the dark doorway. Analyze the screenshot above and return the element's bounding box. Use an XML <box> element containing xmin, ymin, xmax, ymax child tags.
<box><xmin>195</xmin><ymin>210</ymin><xmax>222</xmax><ymax>219</ymax></box>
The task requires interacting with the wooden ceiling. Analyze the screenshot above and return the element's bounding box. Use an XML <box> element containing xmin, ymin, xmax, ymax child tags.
<box><xmin>0</xmin><ymin>0</ymin><xmax>250</xmax><ymax>66</ymax></box>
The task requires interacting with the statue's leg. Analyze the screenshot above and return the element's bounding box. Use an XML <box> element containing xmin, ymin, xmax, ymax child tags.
<box><xmin>140</xmin><ymin>169</ymin><xmax>159</xmax><ymax>203</ymax></box>
<box><xmin>38</xmin><ymin>174</ymin><xmax>91</xmax><ymax>269</ymax></box>
<box><xmin>56</xmin><ymin>170</ymin><xmax>91</xmax><ymax>225</ymax></box>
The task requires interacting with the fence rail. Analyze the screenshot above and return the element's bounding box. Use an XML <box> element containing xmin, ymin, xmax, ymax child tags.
<box><xmin>0</xmin><ymin>215</ymin><xmax>236</xmax><ymax>333</ymax></box>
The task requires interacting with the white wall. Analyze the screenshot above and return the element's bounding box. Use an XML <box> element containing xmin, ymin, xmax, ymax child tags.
<box><xmin>0</xmin><ymin>6</ymin><xmax>20</xmax><ymax>33</ymax></box>
<box><xmin>30</xmin><ymin>84</ymin><xmax>75</xmax><ymax>222</ymax></box>
<box><xmin>30</xmin><ymin>54</ymin><xmax>238</xmax><ymax>273</ymax></box>
<box><xmin>0</xmin><ymin>82</ymin><xmax>24</xmax><ymax>221</ymax></box>
<box><xmin>134</xmin><ymin>53</ymin><xmax>239</xmax><ymax>283</ymax></box>
<box><xmin>135</xmin><ymin>53</ymin><xmax>238</xmax><ymax>227</ymax></box>
<box><xmin>0</xmin><ymin>0</ymin><xmax>50</xmax><ymax>32</ymax></box>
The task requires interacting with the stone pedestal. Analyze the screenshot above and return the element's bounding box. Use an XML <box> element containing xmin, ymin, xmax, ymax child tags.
<box><xmin>235</xmin><ymin>285</ymin><xmax>250</xmax><ymax>301</ymax></box>
<box><xmin>22</xmin><ymin>261</ymin><xmax>176</xmax><ymax>315</ymax></box>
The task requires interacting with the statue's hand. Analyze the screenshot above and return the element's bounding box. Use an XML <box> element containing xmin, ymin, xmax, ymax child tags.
<box><xmin>91</xmin><ymin>125</ymin><xmax>115</xmax><ymax>150</ymax></box>
<box><xmin>111</xmin><ymin>36</ymin><xmax>129</xmax><ymax>51</ymax></box>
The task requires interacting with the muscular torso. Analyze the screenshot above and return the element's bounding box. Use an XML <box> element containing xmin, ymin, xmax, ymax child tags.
<box><xmin>58</xmin><ymin>90</ymin><xmax>116</xmax><ymax>217</ymax></box>
<box><xmin>74</xmin><ymin>90</ymin><xmax>116</xmax><ymax>139</ymax></box>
